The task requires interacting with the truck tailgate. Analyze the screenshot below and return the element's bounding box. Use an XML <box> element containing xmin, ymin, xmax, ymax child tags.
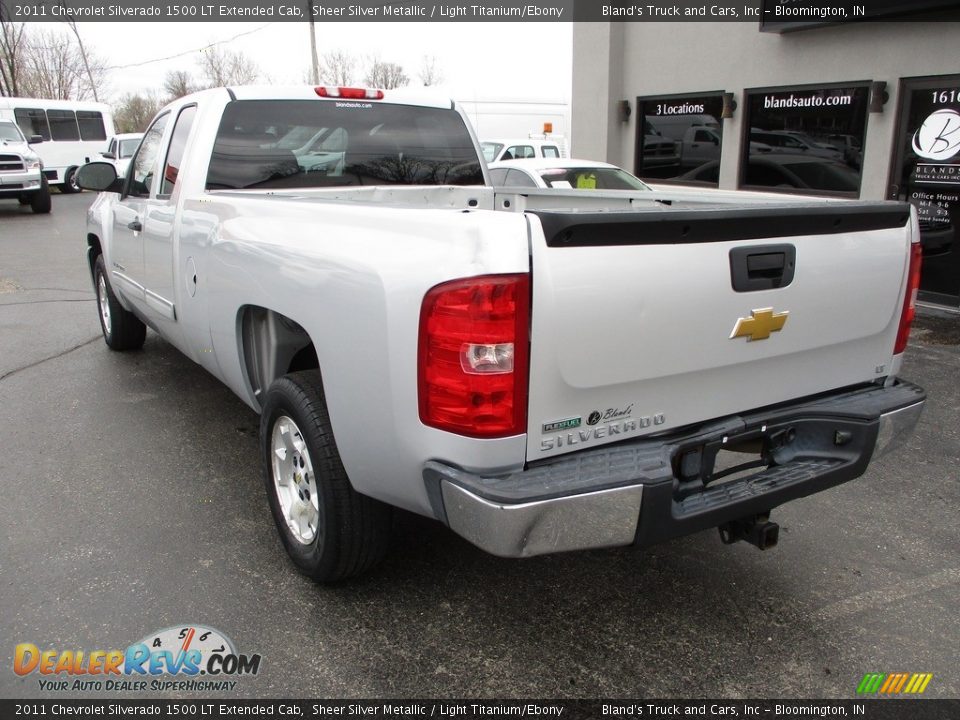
<box><xmin>525</xmin><ymin>203</ymin><xmax>914</xmax><ymax>461</ymax></box>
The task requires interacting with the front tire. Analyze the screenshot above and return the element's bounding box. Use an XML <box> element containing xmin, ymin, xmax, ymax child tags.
<box><xmin>260</xmin><ymin>370</ymin><xmax>391</xmax><ymax>583</ymax></box>
<box><xmin>30</xmin><ymin>178</ymin><xmax>51</xmax><ymax>214</ymax></box>
<box><xmin>93</xmin><ymin>254</ymin><xmax>146</xmax><ymax>350</ymax></box>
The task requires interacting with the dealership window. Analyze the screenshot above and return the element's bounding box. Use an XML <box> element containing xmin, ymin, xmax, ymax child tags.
<box><xmin>635</xmin><ymin>92</ymin><xmax>725</xmax><ymax>185</ymax></box>
<box><xmin>741</xmin><ymin>83</ymin><xmax>869</xmax><ymax>196</ymax></box>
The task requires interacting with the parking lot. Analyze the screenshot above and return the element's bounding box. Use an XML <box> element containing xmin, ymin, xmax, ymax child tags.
<box><xmin>1</xmin><ymin>192</ymin><xmax>958</xmax><ymax>700</ymax></box>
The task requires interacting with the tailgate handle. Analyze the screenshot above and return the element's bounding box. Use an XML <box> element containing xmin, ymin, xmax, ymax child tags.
<box><xmin>730</xmin><ymin>244</ymin><xmax>796</xmax><ymax>292</ymax></box>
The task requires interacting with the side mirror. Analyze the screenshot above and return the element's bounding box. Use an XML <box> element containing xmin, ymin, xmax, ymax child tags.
<box><xmin>76</xmin><ymin>161</ymin><xmax>123</xmax><ymax>193</ymax></box>
<box><xmin>28</xmin><ymin>135</ymin><xmax>43</xmax><ymax>144</ymax></box>
<box><xmin>100</xmin><ymin>151</ymin><xmax>117</xmax><ymax>160</ymax></box>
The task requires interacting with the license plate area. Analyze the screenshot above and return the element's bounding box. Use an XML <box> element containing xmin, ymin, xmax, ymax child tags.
<box><xmin>673</xmin><ymin>427</ymin><xmax>781</xmax><ymax>502</ymax></box>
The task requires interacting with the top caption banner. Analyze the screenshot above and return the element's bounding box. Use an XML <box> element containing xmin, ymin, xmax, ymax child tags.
<box><xmin>2</xmin><ymin>0</ymin><xmax>959</xmax><ymax>22</ymax></box>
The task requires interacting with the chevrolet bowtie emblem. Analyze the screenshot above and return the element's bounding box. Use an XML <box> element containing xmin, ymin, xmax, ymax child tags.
<box><xmin>731</xmin><ymin>308</ymin><xmax>789</xmax><ymax>341</ymax></box>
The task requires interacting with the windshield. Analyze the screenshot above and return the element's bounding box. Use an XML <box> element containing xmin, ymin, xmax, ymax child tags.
<box><xmin>0</xmin><ymin>124</ymin><xmax>25</xmax><ymax>142</ymax></box>
<box><xmin>537</xmin><ymin>167</ymin><xmax>651</xmax><ymax>191</ymax></box>
<box><xmin>480</xmin><ymin>142</ymin><xmax>503</xmax><ymax>163</ymax></box>
<box><xmin>118</xmin><ymin>138</ymin><xmax>140</xmax><ymax>158</ymax></box>
<box><xmin>207</xmin><ymin>100</ymin><xmax>484</xmax><ymax>191</ymax></box>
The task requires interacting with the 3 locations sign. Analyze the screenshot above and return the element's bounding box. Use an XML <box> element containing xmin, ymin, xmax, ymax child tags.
<box><xmin>635</xmin><ymin>93</ymin><xmax>725</xmax><ymax>184</ymax></box>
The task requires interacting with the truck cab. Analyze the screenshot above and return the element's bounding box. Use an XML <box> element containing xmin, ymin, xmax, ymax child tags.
<box><xmin>481</xmin><ymin>137</ymin><xmax>566</xmax><ymax>162</ymax></box>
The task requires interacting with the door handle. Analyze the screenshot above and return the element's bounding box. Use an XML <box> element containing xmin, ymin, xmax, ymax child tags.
<box><xmin>730</xmin><ymin>244</ymin><xmax>796</xmax><ymax>292</ymax></box>
<box><xmin>127</xmin><ymin>220</ymin><xmax>142</xmax><ymax>231</ymax></box>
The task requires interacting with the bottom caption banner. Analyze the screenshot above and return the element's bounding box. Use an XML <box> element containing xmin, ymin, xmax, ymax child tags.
<box><xmin>2</xmin><ymin>700</ymin><xmax>960</xmax><ymax>719</ymax></box>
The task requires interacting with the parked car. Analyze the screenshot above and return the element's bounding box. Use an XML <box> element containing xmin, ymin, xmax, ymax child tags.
<box><xmin>488</xmin><ymin>157</ymin><xmax>651</xmax><ymax>190</ymax></box>
<box><xmin>100</xmin><ymin>133</ymin><xmax>143</xmax><ymax>178</ymax></box>
<box><xmin>750</xmin><ymin>130</ymin><xmax>844</xmax><ymax>162</ymax></box>
<box><xmin>77</xmin><ymin>85</ymin><xmax>924</xmax><ymax>583</ymax></box>
<box><xmin>825</xmin><ymin>133</ymin><xmax>864</xmax><ymax>169</ymax></box>
<box><xmin>680</xmin><ymin>154</ymin><xmax>860</xmax><ymax>194</ymax></box>
<box><xmin>481</xmin><ymin>137</ymin><xmax>565</xmax><ymax>162</ymax></box>
<box><xmin>0</xmin><ymin>118</ymin><xmax>51</xmax><ymax>213</ymax></box>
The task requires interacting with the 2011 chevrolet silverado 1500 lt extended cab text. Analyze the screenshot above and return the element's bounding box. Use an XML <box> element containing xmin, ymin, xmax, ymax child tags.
<box><xmin>78</xmin><ymin>86</ymin><xmax>926</xmax><ymax>582</ymax></box>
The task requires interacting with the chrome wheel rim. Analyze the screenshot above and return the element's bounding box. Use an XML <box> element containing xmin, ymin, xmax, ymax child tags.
<box><xmin>97</xmin><ymin>273</ymin><xmax>112</xmax><ymax>336</ymax></box>
<box><xmin>271</xmin><ymin>415</ymin><xmax>320</xmax><ymax>545</ymax></box>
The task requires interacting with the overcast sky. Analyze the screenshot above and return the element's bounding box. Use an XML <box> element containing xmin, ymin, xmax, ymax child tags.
<box><xmin>70</xmin><ymin>21</ymin><xmax>573</xmax><ymax>104</ymax></box>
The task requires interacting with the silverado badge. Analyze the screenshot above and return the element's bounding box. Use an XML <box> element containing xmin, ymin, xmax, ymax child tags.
<box><xmin>731</xmin><ymin>308</ymin><xmax>789</xmax><ymax>342</ymax></box>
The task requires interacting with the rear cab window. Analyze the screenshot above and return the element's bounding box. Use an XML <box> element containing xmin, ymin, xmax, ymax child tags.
<box><xmin>206</xmin><ymin>100</ymin><xmax>484</xmax><ymax>191</ymax></box>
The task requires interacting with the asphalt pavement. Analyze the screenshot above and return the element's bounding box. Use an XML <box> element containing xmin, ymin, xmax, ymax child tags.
<box><xmin>1</xmin><ymin>192</ymin><xmax>958</xmax><ymax>700</ymax></box>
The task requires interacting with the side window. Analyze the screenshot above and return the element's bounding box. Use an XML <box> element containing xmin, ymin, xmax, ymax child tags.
<box><xmin>47</xmin><ymin>110</ymin><xmax>80</xmax><ymax>141</ymax></box>
<box><xmin>14</xmin><ymin>108</ymin><xmax>49</xmax><ymax>140</ymax></box>
<box><xmin>160</xmin><ymin>106</ymin><xmax>197</xmax><ymax>197</ymax></box>
<box><xmin>488</xmin><ymin>168</ymin><xmax>509</xmax><ymax>187</ymax></box>
<box><xmin>505</xmin><ymin>169</ymin><xmax>537</xmax><ymax>188</ymax></box>
<box><xmin>127</xmin><ymin>113</ymin><xmax>169</xmax><ymax>199</ymax></box>
<box><xmin>542</xmin><ymin>146</ymin><xmax>560</xmax><ymax>158</ymax></box>
<box><xmin>107</xmin><ymin>138</ymin><xmax>116</xmax><ymax>154</ymax></box>
<box><xmin>694</xmin><ymin>130</ymin><xmax>713</xmax><ymax>143</ymax></box>
<box><xmin>76</xmin><ymin>111</ymin><xmax>106</xmax><ymax>141</ymax></box>
<box><xmin>506</xmin><ymin>145</ymin><xmax>535</xmax><ymax>160</ymax></box>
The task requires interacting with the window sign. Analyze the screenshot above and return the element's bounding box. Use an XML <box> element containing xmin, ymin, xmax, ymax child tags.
<box><xmin>635</xmin><ymin>93</ymin><xmax>724</xmax><ymax>184</ymax></box>
<box><xmin>742</xmin><ymin>84</ymin><xmax>869</xmax><ymax>196</ymax></box>
<box><xmin>891</xmin><ymin>75</ymin><xmax>960</xmax><ymax>302</ymax></box>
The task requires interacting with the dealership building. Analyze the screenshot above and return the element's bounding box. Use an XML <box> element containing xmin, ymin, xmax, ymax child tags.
<box><xmin>571</xmin><ymin>11</ymin><xmax>960</xmax><ymax>308</ymax></box>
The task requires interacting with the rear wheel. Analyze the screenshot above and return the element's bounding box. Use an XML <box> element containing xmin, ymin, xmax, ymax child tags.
<box><xmin>260</xmin><ymin>370</ymin><xmax>391</xmax><ymax>583</ymax></box>
<box><xmin>93</xmin><ymin>254</ymin><xmax>146</xmax><ymax>350</ymax></box>
<box><xmin>29</xmin><ymin>178</ymin><xmax>51</xmax><ymax>214</ymax></box>
<box><xmin>61</xmin><ymin>167</ymin><xmax>82</xmax><ymax>194</ymax></box>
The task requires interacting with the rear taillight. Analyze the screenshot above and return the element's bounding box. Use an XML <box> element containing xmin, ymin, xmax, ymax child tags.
<box><xmin>894</xmin><ymin>241</ymin><xmax>923</xmax><ymax>355</ymax></box>
<box><xmin>418</xmin><ymin>274</ymin><xmax>530</xmax><ymax>438</ymax></box>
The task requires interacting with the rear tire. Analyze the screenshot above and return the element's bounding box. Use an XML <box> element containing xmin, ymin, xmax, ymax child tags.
<box><xmin>260</xmin><ymin>370</ymin><xmax>392</xmax><ymax>583</ymax></box>
<box><xmin>30</xmin><ymin>178</ymin><xmax>51</xmax><ymax>214</ymax></box>
<box><xmin>93</xmin><ymin>254</ymin><xmax>146</xmax><ymax>351</ymax></box>
<box><xmin>61</xmin><ymin>167</ymin><xmax>82</xmax><ymax>194</ymax></box>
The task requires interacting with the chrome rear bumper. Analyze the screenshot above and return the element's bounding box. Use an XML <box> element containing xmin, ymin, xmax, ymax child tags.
<box><xmin>426</xmin><ymin>381</ymin><xmax>925</xmax><ymax>558</ymax></box>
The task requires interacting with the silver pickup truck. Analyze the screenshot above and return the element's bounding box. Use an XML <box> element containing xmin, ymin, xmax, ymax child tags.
<box><xmin>78</xmin><ymin>86</ymin><xmax>925</xmax><ymax>583</ymax></box>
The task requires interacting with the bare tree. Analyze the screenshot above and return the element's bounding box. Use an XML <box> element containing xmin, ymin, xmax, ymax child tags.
<box><xmin>364</xmin><ymin>59</ymin><xmax>408</xmax><ymax>90</ymax></box>
<box><xmin>418</xmin><ymin>55</ymin><xmax>443</xmax><ymax>87</ymax></box>
<box><xmin>163</xmin><ymin>69</ymin><xmax>195</xmax><ymax>100</ymax></box>
<box><xmin>319</xmin><ymin>50</ymin><xmax>356</xmax><ymax>86</ymax></box>
<box><xmin>18</xmin><ymin>27</ymin><xmax>107</xmax><ymax>100</ymax></box>
<box><xmin>0</xmin><ymin>10</ymin><xmax>28</xmax><ymax>96</ymax></box>
<box><xmin>199</xmin><ymin>45</ymin><xmax>259</xmax><ymax>88</ymax></box>
<box><xmin>114</xmin><ymin>92</ymin><xmax>163</xmax><ymax>133</ymax></box>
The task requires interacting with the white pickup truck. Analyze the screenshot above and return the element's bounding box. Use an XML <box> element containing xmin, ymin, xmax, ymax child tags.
<box><xmin>78</xmin><ymin>86</ymin><xmax>926</xmax><ymax>583</ymax></box>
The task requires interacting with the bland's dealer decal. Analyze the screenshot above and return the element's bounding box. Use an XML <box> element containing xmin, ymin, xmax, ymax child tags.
<box><xmin>13</xmin><ymin>625</ymin><xmax>261</xmax><ymax>692</ymax></box>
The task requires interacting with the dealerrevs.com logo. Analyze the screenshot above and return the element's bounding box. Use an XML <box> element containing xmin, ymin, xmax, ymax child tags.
<box><xmin>13</xmin><ymin>625</ymin><xmax>262</xmax><ymax>692</ymax></box>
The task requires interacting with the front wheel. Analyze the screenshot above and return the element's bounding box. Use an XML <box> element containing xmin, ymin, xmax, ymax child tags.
<box><xmin>30</xmin><ymin>178</ymin><xmax>51</xmax><ymax>214</ymax></box>
<box><xmin>93</xmin><ymin>254</ymin><xmax>146</xmax><ymax>350</ymax></box>
<box><xmin>260</xmin><ymin>370</ymin><xmax>391</xmax><ymax>583</ymax></box>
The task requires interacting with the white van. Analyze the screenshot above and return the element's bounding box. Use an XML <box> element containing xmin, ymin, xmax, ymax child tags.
<box><xmin>0</xmin><ymin>97</ymin><xmax>115</xmax><ymax>193</ymax></box>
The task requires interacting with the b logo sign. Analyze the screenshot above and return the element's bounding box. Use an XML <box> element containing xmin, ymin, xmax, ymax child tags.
<box><xmin>912</xmin><ymin>109</ymin><xmax>960</xmax><ymax>161</ymax></box>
